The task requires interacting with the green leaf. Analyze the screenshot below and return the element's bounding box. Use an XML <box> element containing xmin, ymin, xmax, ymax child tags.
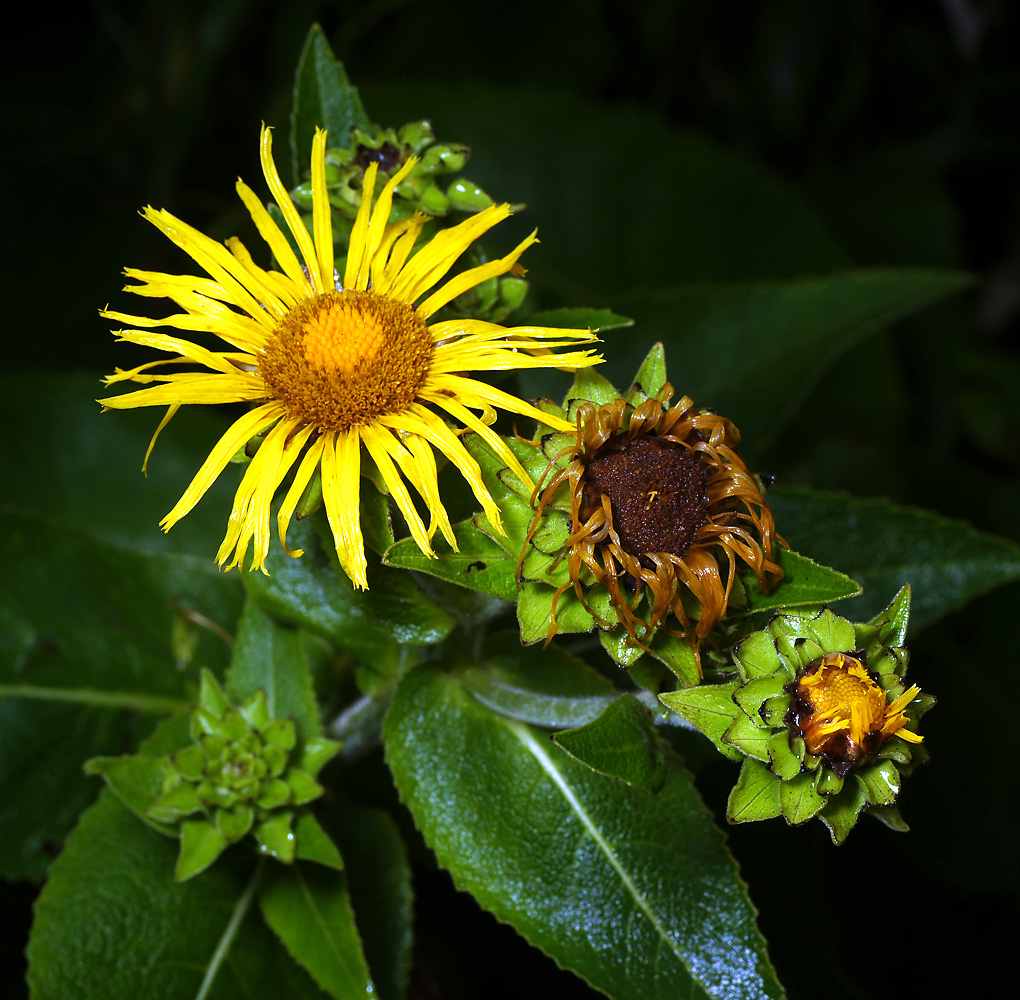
<box><xmin>244</xmin><ymin>516</ymin><xmax>455</xmax><ymax>668</ymax></box>
<box><xmin>0</xmin><ymin>512</ymin><xmax>238</xmax><ymax>880</ymax></box>
<box><xmin>627</xmin><ymin>342</ymin><xmax>669</xmax><ymax>403</ymax></box>
<box><xmin>259</xmin><ymin>863</ymin><xmax>377</xmax><ymax>1000</ymax></box>
<box><xmin>648</xmin><ymin>631</ymin><xmax>702</xmax><ymax>688</ymax></box>
<box><xmin>0</xmin><ymin>372</ymin><xmax>245</xmax><ymax>559</ymax></box>
<box><xmin>382</xmin><ymin>518</ymin><xmax>518</xmax><ymax>600</ymax></box>
<box><xmin>290</xmin><ymin>24</ymin><xmax>372</xmax><ymax>185</ymax></box>
<box><xmin>294</xmin><ymin>811</ymin><xmax>344</xmax><ymax>871</ymax></box>
<box><xmin>659</xmin><ymin>682</ymin><xmax>743</xmax><ymax>763</ymax></box>
<box><xmin>778</xmin><ymin>771</ymin><xmax>826</xmax><ymax>826</ymax></box>
<box><xmin>517</xmin><ymin>580</ymin><xmax>594</xmax><ymax>643</ymax></box>
<box><xmin>84</xmin><ymin>713</ymin><xmax>193</xmax><ymax>835</ymax></box>
<box><xmin>521</xmin><ymin>307</ymin><xmax>634</xmax><ymax>332</ymax></box>
<box><xmin>459</xmin><ymin>630</ymin><xmax>616</xmax><ymax>728</ymax></box>
<box><xmin>362</xmin><ymin>81</ymin><xmax>847</xmax><ymax>300</ymax></box>
<box><xmin>768</xmin><ymin>486</ymin><xmax>1020</xmax><ymax>630</ymax></box>
<box><xmin>321</xmin><ymin>799</ymin><xmax>414</xmax><ymax>1000</ymax></box>
<box><xmin>817</xmin><ymin>780</ymin><xmax>869</xmax><ymax>846</ymax></box>
<box><xmin>177</xmin><ymin>817</ymin><xmax>230</xmax><ymax>881</ymax></box>
<box><xmin>741</xmin><ymin>548</ymin><xmax>862</xmax><ymax>613</ymax></box>
<box><xmin>27</xmin><ymin>792</ymin><xmax>330</xmax><ymax>999</ymax></box>
<box><xmin>227</xmin><ymin>601</ymin><xmax>322</xmax><ymax>740</ymax></box>
<box><xmin>616</xmin><ymin>269</ymin><xmax>972</xmax><ymax>449</ymax></box>
<box><xmin>552</xmin><ymin>695</ymin><xmax>666</xmax><ymax>793</ymax></box>
<box><xmin>727</xmin><ymin>759</ymin><xmax>782</xmax><ymax>823</ymax></box>
<box><xmin>384</xmin><ymin>665</ymin><xmax>784</xmax><ymax>1000</ymax></box>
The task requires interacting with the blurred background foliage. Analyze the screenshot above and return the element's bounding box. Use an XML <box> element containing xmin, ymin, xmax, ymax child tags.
<box><xmin>4</xmin><ymin>1</ymin><xmax>1018</xmax><ymax>996</ymax></box>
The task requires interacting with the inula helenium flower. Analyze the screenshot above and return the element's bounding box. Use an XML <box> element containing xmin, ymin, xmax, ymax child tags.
<box><xmin>525</xmin><ymin>382</ymin><xmax>783</xmax><ymax>671</ymax></box>
<box><xmin>660</xmin><ymin>591</ymin><xmax>933</xmax><ymax>843</ymax></box>
<box><xmin>100</xmin><ymin>125</ymin><xmax>601</xmax><ymax>587</ymax></box>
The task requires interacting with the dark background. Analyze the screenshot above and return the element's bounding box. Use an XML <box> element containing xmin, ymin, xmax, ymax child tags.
<box><xmin>4</xmin><ymin>1</ymin><xmax>1019</xmax><ymax>997</ymax></box>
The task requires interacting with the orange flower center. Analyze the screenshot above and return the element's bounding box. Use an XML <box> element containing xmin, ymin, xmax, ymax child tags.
<box><xmin>260</xmin><ymin>290</ymin><xmax>434</xmax><ymax>431</ymax></box>
<box><xmin>786</xmin><ymin>652</ymin><xmax>921</xmax><ymax>775</ymax></box>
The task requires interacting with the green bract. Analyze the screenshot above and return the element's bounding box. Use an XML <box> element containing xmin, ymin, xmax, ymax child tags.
<box><xmin>88</xmin><ymin>669</ymin><xmax>341</xmax><ymax>881</ymax></box>
<box><xmin>288</xmin><ymin>117</ymin><xmax>527</xmax><ymax>324</ymax></box>
<box><xmin>660</xmin><ymin>587</ymin><xmax>934</xmax><ymax>843</ymax></box>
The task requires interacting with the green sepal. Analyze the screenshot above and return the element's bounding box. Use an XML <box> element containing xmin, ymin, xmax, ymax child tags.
<box><xmin>551</xmin><ymin>696</ymin><xmax>666</xmax><ymax>794</ymax></box>
<box><xmin>817</xmin><ymin>780</ymin><xmax>869</xmax><ymax>845</ymax></box>
<box><xmin>648</xmin><ymin>632</ymin><xmax>701</xmax><ymax>688</ymax></box>
<box><xmin>759</xmin><ymin>694</ymin><xmax>790</xmax><ymax>727</ymax></box>
<box><xmin>295</xmin><ymin>737</ymin><xmax>343</xmax><ymax>780</ymax></box>
<box><xmin>868</xmin><ymin>804</ymin><xmax>910</xmax><ymax>833</ymax></box>
<box><xmin>255</xmin><ymin>811</ymin><xmax>297</xmax><ymax>863</ymax></box>
<box><xmin>722</xmin><ymin>712</ymin><xmax>771</xmax><ymax>762</ymax></box>
<box><xmin>196</xmin><ymin>668</ymin><xmax>230</xmax><ymax>718</ymax></box>
<box><xmin>285</xmin><ymin>769</ymin><xmax>325</xmax><ymax>806</ymax></box>
<box><xmin>215</xmin><ymin>708</ymin><xmax>250</xmax><ymax>743</ymax></box>
<box><xmin>190</xmin><ymin>707</ymin><xmax>220</xmax><ymax>742</ymax></box>
<box><xmin>733</xmin><ymin>675</ymin><xmax>788</xmax><ymax>720</ymax></box>
<box><xmin>175</xmin><ymin>818</ymin><xmax>229</xmax><ymax>881</ymax></box>
<box><xmin>626</xmin><ymin>342</ymin><xmax>668</xmax><ymax>405</ymax></box>
<box><xmin>727</xmin><ymin>758</ymin><xmax>782</xmax><ymax>823</ymax></box>
<box><xmin>238</xmin><ymin>689</ymin><xmax>272</xmax><ymax>733</ymax></box>
<box><xmin>518</xmin><ymin>580</ymin><xmax>595</xmax><ymax>643</ymax></box>
<box><xmin>600</xmin><ymin>627</ymin><xmax>644</xmax><ymax>668</ymax></box>
<box><xmin>262</xmin><ymin>717</ymin><xmax>297</xmax><ymax>752</ymax></box>
<box><xmin>778</xmin><ymin>770</ymin><xmax>826</xmax><ymax>825</ymax></box>
<box><xmin>148</xmin><ymin>781</ymin><xmax>204</xmax><ymax>824</ymax></box>
<box><xmin>294</xmin><ymin>466</ymin><xmax>324</xmax><ymax>520</ymax></box>
<box><xmin>733</xmin><ymin>629</ymin><xmax>782</xmax><ymax>681</ymax></box>
<box><xmin>659</xmin><ymin>681</ymin><xmax>742</xmax><ymax>762</ymax></box>
<box><xmin>857</xmin><ymin>759</ymin><xmax>901</xmax><ymax>806</ymax></box>
<box><xmin>294</xmin><ymin>811</ymin><xmax>344</xmax><ymax>870</ymax></box>
<box><xmin>170</xmin><ymin>745</ymin><xmax>206</xmax><ymax>781</ymax></box>
<box><xmin>83</xmin><ymin>752</ymin><xmax>181</xmax><ymax>836</ymax></box>
<box><xmin>257</xmin><ymin>778</ymin><xmax>293</xmax><ymax>811</ymax></box>
<box><xmin>766</xmin><ymin>730</ymin><xmax>802</xmax><ymax>781</ymax></box>
<box><xmin>854</xmin><ymin>583</ymin><xmax>912</xmax><ymax>652</ymax></box>
<box><xmin>520</xmin><ymin>541</ymin><xmax>571</xmax><ymax>587</ymax></box>
<box><xmin>815</xmin><ymin>768</ymin><xmax>844</xmax><ymax>796</ymax></box>
<box><xmin>215</xmin><ymin>803</ymin><xmax>255</xmax><ymax>843</ymax></box>
<box><xmin>563</xmin><ymin>367</ymin><xmax>621</xmax><ymax>410</ymax></box>
<box><xmin>262</xmin><ymin>743</ymin><xmax>289</xmax><ymax>777</ymax></box>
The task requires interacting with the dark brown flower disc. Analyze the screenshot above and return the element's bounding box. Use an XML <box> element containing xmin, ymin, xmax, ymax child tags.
<box><xmin>580</xmin><ymin>436</ymin><xmax>709</xmax><ymax>558</ymax></box>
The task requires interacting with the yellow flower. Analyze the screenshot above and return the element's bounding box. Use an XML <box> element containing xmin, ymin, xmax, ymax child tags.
<box><xmin>788</xmin><ymin>651</ymin><xmax>923</xmax><ymax>775</ymax></box>
<box><xmin>100</xmin><ymin>126</ymin><xmax>601</xmax><ymax>588</ymax></box>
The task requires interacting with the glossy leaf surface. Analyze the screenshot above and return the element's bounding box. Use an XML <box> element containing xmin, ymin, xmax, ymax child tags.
<box><xmin>384</xmin><ymin>665</ymin><xmax>783</xmax><ymax>1000</ymax></box>
<box><xmin>27</xmin><ymin>793</ymin><xmax>329</xmax><ymax>1000</ymax></box>
<box><xmin>770</xmin><ymin>486</ymin><xmax>1020</xmax><ymax>630</ymax></box>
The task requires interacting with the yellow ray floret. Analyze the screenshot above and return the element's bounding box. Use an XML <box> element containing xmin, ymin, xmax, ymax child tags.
<box><xmin>100</xmin><ymin>125</ymin><xmax>602</xmax><ymax>588</ymax></box>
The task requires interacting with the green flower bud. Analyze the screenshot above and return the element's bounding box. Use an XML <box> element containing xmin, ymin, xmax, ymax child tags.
<box><xmin>446</xmin><ymin>178</ymin><xmax>494</xmax><ymax>213</ymax></box>
<box><xmin>146</xmin><ymin>669</ymin><xmax>340</xmax><ymax>880</ymax></box>
<box><xmin>660</xmin><ymin>589</ymin><xmax>934</xmax><ymax>843</ymax></box>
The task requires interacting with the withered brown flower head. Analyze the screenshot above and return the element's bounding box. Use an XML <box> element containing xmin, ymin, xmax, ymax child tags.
<box><xmin>527</xmin><ymin>384</ymin><xmax>785</xmax><ymax>668</ymax></box>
